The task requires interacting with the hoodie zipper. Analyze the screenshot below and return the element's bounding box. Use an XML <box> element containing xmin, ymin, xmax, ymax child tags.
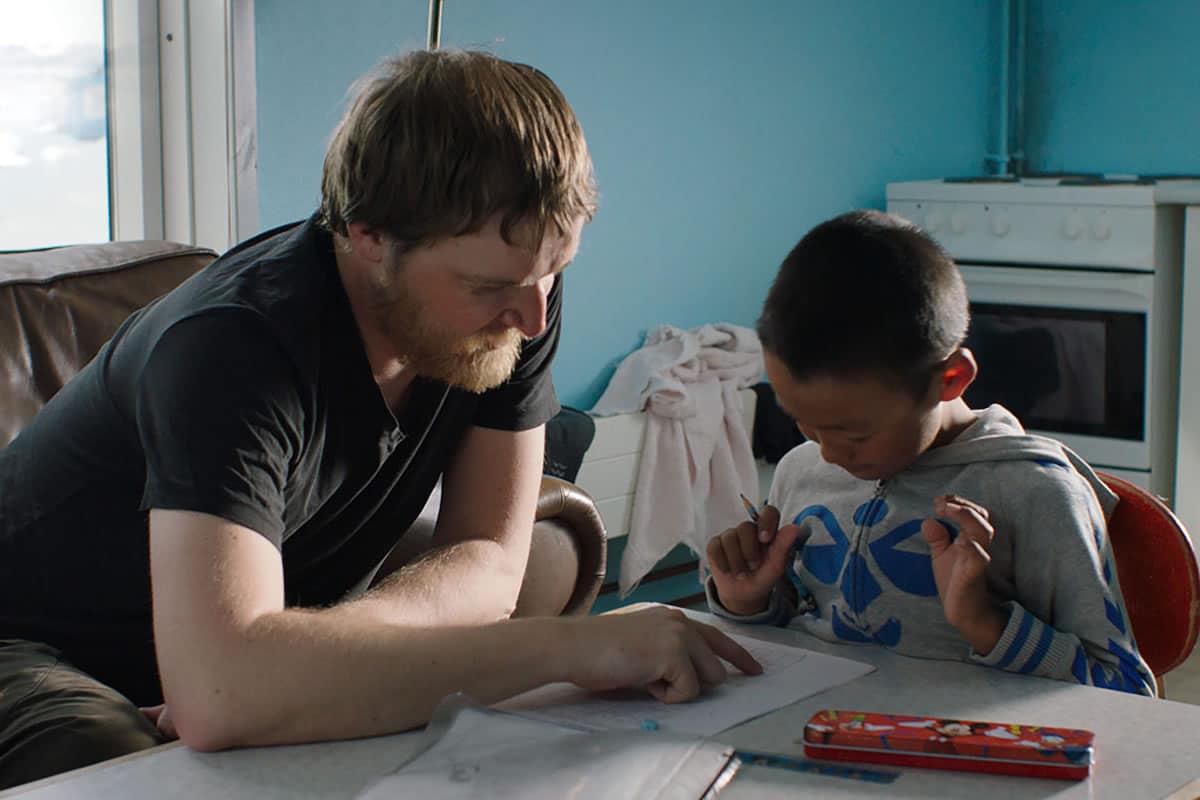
<box><xmin>849</xmin><ymin>479</ymin><xmax>888</xmax><ymax>631</ymax></box>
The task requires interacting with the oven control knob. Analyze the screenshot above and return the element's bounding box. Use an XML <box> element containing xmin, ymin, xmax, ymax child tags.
<box><xmin>1063</xmin><ymin>212</ymin><xmax>1086</xmax><ymax>240</ymax></box>
<box><xmin>990</xmin><ymin>213</ymin><xmax>1011</xmax><ymax>237</ymax></box>
<box><xmin>1092</xmin><ymin>215</ymin><xmax>1112</xmax><ymax>240</ymax></box>
<box><xmin>924</xmin><ymin>211</ymin><xmax>944</xmax><ymax>232</ymax></box>
<box><xmin>950</xmin><ymin>211</ymin><xmax>970</xmax><ymax>234</ymax></box>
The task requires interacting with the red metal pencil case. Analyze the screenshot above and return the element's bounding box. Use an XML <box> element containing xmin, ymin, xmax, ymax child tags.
<box><xmin>802</xmin><ymin>709</ymin><xmax>1095</xmax><ymax>781</ymax></box>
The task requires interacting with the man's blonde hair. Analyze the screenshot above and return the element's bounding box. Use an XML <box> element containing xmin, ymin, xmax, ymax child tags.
<box><xmin>321</xmin><ymin>49</ymin><xmax>597</xmax><ymax>250</ymax></box>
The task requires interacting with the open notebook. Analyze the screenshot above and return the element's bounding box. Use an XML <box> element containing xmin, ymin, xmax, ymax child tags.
<box><xmin>356</xmin><ymin>696</ymin><xmax>739</xmax><ymax>800</ymax></box>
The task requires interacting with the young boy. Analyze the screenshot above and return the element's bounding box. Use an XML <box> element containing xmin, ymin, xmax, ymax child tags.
<box><xmin>706</xmin><ymin>210</ymin><xmax>1155</xmax><ymax>696</ymax></box>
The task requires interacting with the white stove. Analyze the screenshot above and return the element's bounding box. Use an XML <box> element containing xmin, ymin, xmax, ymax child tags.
<box><xmin>887</xmin><ymin>176</ymin><xmax>1200</xmax><ymax>502</ymax></box>
<box><xmin>887</xmin><ymin>176</ymin><xmax>1200</xmax><ymax>269</ymax></box>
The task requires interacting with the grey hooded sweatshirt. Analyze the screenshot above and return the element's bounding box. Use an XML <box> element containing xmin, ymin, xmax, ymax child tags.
<box><xmin>707</xmin><ymin>405</ymin><xmax>1156</xmax><ymax>696</ymax></box>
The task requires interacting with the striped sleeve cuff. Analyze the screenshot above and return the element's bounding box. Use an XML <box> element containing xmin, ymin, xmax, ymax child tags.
<box><xmin>704</xmin><ymin>577</ymin><xmax>796</xmax><ymax>627</ymax></box>
<box><xmin>969</xmin><ymin>601</ymin><xmax>1075</xmax><ymax>677</ymax></box>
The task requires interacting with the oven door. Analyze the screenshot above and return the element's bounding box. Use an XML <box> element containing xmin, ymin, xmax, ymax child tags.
<box><xmin>958</xmin><ymin>264</ymin><xmax>1153</xmax><ymax>473</ymax></box>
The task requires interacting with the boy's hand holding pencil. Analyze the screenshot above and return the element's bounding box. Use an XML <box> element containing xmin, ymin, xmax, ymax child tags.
<box><xmin>739</xmin><ymin>493</ymin><xmax>762</xmax><ymax>527</ymax></box>
<box><xmin>706</xmin><ymin>495</ymin><xmax>803</xmax><ymax>617</ymax></box>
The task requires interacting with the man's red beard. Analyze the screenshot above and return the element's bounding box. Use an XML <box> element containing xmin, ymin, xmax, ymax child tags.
<box><xmin>408</xmin><ymin>327</ymin><xmax>525</xmax><ymax>393</ymax></box>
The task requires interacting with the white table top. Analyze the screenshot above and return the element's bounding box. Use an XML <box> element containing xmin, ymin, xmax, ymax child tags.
<box><xmin>6</xmin><ymin>614</ymin><xmax>1200</xmax><ymax>799</ymax></box>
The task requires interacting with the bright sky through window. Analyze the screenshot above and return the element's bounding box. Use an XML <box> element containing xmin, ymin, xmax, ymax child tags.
<box><xmin>0</xmin><ymin>0</ymin><xmax>109</xmax><ymax>249</ymax></box>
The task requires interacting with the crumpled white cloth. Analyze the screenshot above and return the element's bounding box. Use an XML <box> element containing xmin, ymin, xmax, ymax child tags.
<box><xmin>591</xmin><ymin>323</ymin><xmax>764</xmax><ymax>595</ymax></box>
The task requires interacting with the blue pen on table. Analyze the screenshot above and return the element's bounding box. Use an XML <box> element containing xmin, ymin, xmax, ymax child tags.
<box><xmin>733</xmin><ymin>749</ymin><xmax>899</xmax><ymax>784</ymax></box>
<box><xmin>637</xmin><ymin>723</ymin><xmax>894</xmax><ymax>784</ymax></box>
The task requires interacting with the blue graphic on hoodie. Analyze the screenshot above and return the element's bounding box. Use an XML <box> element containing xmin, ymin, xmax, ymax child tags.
<box><xmin>796</xmin><ymin>498</ymin><xmax>947</xmax><ymax>647</ymax></box>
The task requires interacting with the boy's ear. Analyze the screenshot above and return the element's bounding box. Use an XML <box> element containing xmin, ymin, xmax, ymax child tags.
<box><xmin>938</xmin><ymin>348</ymin><xmax>977</xmax><ymax>402</ymax></box>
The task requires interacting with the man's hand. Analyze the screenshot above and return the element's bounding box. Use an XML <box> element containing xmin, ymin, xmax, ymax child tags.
<box><xmin>564</xmin><ymin>606</ymin><xmax>762</xmax><ymax>703</ymax></box>
<box><xmin>921</xmin><ymin>494</ymin><xmax>1006</xmax><ymax>655</ymax></box>
<box><xmin>706</xmin><ymin>504</ymin><xmax>802</xmax><ymax>616</ymax></box>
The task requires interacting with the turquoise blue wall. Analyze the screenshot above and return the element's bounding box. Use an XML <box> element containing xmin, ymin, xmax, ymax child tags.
<box><xmin>255</xmin><ymin>1</ymin><xmax>998</xmax><ymax>408</ymax></box>
<box><xmin>254</xmin><ymin>0</ymin><xmax>427</xmax><ymax>229</ymax></box>
<box><xmin>1024</xmin><ymin>1</ymin><xmax>1200</xmax><ymax>175</ymax></box>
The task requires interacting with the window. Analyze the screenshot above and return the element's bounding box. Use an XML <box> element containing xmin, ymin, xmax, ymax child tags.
<box><xmin>0</xmin><ymin>0</ymin><xmax>109</xmax><ymax>249</ymax></box>
<box><xmin>0</xmin><ymin>0</ymin><xmax>257</xmax><ymax>253</ymax></box>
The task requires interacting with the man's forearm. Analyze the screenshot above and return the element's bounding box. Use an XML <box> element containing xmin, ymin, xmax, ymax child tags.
<box><xmin>360</xmin><ymin>538</ymin><xmax>526</xmax><ymax>626</ymax></box>
<box><xmin>162</xmin><ymin>609</ymin><xmax>567</xmax><ymax>751</ymax></box>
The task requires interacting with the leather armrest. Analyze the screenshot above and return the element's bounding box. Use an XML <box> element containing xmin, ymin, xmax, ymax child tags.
<box><xmin>517</xmin><ymin>476</ymin><xmax>608</xmax><ymax>617</ymax></box>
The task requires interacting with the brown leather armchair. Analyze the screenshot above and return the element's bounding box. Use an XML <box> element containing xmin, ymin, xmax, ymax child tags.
<box><xmin>0</xmin><ymin>240</ymin><xmax>606</xmax><ymax>617</ymax></box>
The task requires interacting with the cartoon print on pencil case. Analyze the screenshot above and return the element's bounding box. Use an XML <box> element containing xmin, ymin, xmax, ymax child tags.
<box><xmin>933</xmin><ymin>720</ymin><xmax>989</xmax><ymax>738</ymax></box>
<box><xmin>921</xmin><ymin>720</ymin><xmax>991</xmax><ymax>755</ymax></box>
<box><xmin>790</xmin><ymin>499</ymin><xmax>957</xmax><ymax>646</ymax></box>
<box><xmin>807</xmin><ymin>712</ymin><xmax>1091</xmax><ymax>764</ymax></box>
<box><xmin>891</xmin><ymin>716</ymin><xmax>1078</xmax><ymax>756</ymax></box>
<box><xmin>1013</xmin><ymin>731</ymin><xmax>1078</xmax><ymax>758</ymax></box>
<box><xmin>806</xmin><ymin>712</ymin><xmax>896</xmax><ymax>745</ymax></box>
<box><xmin>840</xmin><ymin>715</ymin><xmax>895</xmax><ymax>733</ymax></box>
<box><xmin>816</xmin><ymin>714</ymin><xmax>993</xmax><ymax>755</ymax></box>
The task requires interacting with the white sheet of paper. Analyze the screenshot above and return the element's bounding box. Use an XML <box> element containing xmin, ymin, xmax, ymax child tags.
<box><xmin>357</xmin><ymin>703</ymin><xmax>738</xmax><ymax>800</ymax></box>
<box><xmin>496</xmin><ymin>633</ymin><xmax>875</xmax><ymax>736</ymax></box>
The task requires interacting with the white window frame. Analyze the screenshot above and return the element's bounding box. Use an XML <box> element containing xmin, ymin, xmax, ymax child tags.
<box><xmin>106</xmin><ymin>0</ymin><xmax>257</xmax><ymax>251</ymax></box>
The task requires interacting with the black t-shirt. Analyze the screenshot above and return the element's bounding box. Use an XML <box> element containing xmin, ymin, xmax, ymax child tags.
<box><xmin>0</xmin><ymin>216</ymin><xmax>561</xmax><ymax>705</ymax></box>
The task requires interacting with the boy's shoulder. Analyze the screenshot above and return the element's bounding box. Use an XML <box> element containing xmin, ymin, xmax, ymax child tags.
<box><xmin>775</xmin><ymin>440</ymin><xmax>820</xmax><ymax>471</ymax></box>
<box><xmin>929</xmin><ymin>450</ymin><xmax>1085</xmax><ymax>495</ymax></box>
<box><xmin>773</xmin><ymin>441</ymin><xmax>852</xmax><ymax>486</ymax></box>
<box><xmin>910</xmin><ymin>407</ymin><xmax>1098</xmax><ymax>496</ymax></box>
<box><xmin>770</xmin><ymin>442</ymin><xmax>858</xmax><ymax>503</ymax></box>
<box><xmin>924</xmin><ymin>447</ymin><xmax>1105</xmax><ymax>536</ymax></box>
<box><xmin>921</xmin><ymin>432</ymin><xmax>1086</xmax><ymax>480</ymax></box>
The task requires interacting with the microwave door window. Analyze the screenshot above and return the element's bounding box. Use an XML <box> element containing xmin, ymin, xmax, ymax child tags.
<box><xmin>964</xmin><ymin>304</ymin><xmax>1145</xmax><ymax>441</ymax></box>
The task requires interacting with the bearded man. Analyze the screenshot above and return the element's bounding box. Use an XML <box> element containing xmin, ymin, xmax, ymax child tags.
<box><xmin>0</xmin><ymin>49</ymin><xmax>756</xmax><ymax>789</ymax></box>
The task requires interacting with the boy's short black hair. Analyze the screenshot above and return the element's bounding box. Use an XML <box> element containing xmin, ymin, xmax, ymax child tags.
<box><xmin>757</xmin><ymin>210</ymin><xmax>968</xmax><ymax>398</ymax></box>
